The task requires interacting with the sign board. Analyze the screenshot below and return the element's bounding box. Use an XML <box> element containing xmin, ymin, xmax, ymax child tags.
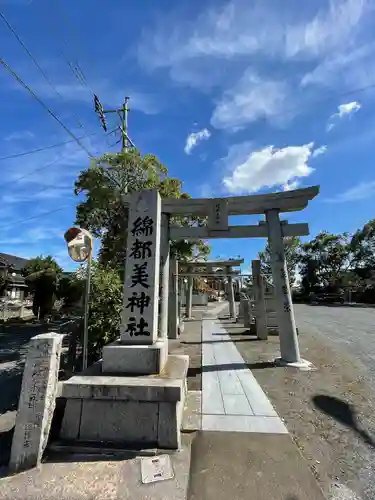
<box><xmin>121</xmin><ymin>190</ymin><xmax>161</xmax><ymax>344</ymax></box>
<box><xmin>207</xmin><ymin>198</ymin><xmax>229</xmax><ymax>231</ymax></box>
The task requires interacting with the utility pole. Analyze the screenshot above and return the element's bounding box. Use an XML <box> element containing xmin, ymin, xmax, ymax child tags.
<box><xmin>93</xmin><ymin>95</ymin><xmax>135</xmax><ymax>153</ymax></box>
<box><xmin>94</xmin><ymin>95</ymin><xmax>136</xmax><ymax>193</ymax></box>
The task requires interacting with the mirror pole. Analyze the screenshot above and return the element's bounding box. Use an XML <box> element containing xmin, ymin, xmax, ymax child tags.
<box><xmin>82</xmin><ymin>252</ymin><xmax>92</xmax><ymax>370</ymax></box>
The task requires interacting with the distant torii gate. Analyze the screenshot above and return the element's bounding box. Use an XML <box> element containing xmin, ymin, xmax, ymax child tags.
<box><xmin>178</xmin><ymin>259</ymin><xmax>243</xmax><ymax>319</ymax></box>
<box><xmin>123</xmin><ymin>186</ymin><xmax>319</xmax><ymax>367</ymax></box>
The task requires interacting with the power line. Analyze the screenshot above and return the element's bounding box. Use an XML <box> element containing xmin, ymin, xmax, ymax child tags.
<box><xmin>51</xmin><ymin>0</ymin><xmax>93</xmax><ymax>93</ymax></box>
<box><xmin>0</xmin><ymin>131</ymin><xmax>98</xmax><ymax>161</ymax></box>
<box><xmin>0</xmin><ymin>127</ymin><xmax>118</xmax><ymax>191</ymax></box>
<box><xmin>0</xmin><ymin>204</ymin><xmax>73</xmax><ymax>231</ymax></box>
<box><xmin>0</xmin><ymin>9</ymin><xmax>89</xmax><ymax>133</ymax></box>
<box><xmin>1</xmin><ymin>154</ymin><xmax>76</xmax><ymax>191</ymax></box>
<box><xmin>0</xmin><ymin>55</ymin><xmax>94</xmax><ymax>157</ymax></box>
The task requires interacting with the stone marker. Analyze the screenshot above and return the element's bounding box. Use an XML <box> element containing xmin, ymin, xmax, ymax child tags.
<box><xmin>103</xmin><ymin>189</ymin><xmax>167</xmax><ymax>374</ymax></box>
<box><xmin>121</xmin><ymin>189</ymin><xmax>161</xmax><ymax>344</ymax></box>
<box><xmin>9</xmin><ymin>332</ymin><xmax>63</xmax><ymax>473</ymax></box>
<box><xmin>243</xmin><ymin>299</ymin><xmax>252</xmax><ymax>329</ymax></box>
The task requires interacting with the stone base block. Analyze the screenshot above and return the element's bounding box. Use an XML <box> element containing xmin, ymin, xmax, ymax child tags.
<box><xmin>102</xmin><ymin>339</ymin><xmax>168</xmax><ymax>375</ymax></box>
<box><xmin>59</xmin><ymin>354</ymin><xmax>189</xmax><ymax>450</ymax></box>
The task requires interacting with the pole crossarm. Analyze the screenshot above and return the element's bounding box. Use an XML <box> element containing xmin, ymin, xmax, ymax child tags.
<box><xmin>170</xmin><ymin>222</ymin><xmax>309</xmax><ymax>240</ymax></box>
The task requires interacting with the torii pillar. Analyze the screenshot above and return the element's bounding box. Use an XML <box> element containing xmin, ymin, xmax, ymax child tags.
<box><xmin>265</xmin><ymin>210</ymin><xmax>303</xmax><ymax>365</ymax></box>
<box><xmin>226</xmin><ymin>266</ymin><xmax>236</xmax><ymax>319</ymax></box>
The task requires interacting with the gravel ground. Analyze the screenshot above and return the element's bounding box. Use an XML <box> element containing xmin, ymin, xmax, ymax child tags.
<box><xmin>224</xmin><ymin>311</ymin><xmax>375</xmax><ymax>500</ymax></box>
<box><xmin>294</xmin><ymin>304</ymin><xmax>375</xmax><ymax>384</ymax></box>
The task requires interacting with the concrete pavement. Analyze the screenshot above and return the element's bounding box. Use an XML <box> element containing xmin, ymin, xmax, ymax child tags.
<box><xmin>0</xmin><ymin>303</ymin><xmax>327</xmax><ymax>499</ymax></box>
<box><xmin>188</xmin><ymin>431</ymin><xmax>326</xmax><ymax>500</ymax></box>
<box><xmin>201</xmin><ymin>302</ymin><xmax>287</xmax><ymax>433</ymax></box>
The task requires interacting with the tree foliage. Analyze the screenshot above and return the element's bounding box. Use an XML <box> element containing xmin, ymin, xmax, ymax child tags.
<box><xmin>74</xmin><ymin>149</ymin><xmax>210</xmax><ymax>269</ymax></box>
<box><xmin>68</xmin><ymin>262</ymin><xmax>123</xmax><ymax>360</ymax></box>
<box><xmin>259</xmin><ymin>237</ymin><xmax>301</xmax><ymax>287</ymax></box>
<box><xmin>257</xmin><ymin>220</ymin><xmax>375</xmax><ymax>302</ymax></box>
<box><xmin>22</xmin><ymin>255</ymin><xmax>63</xmax><ymax>319</ymax></box>
<box><xmin>298</xmin><ymin>231</ymin><xmax>353</xmax><ymax>294</ymax></box>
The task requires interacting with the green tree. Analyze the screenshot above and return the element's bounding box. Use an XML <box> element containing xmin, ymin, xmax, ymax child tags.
<box><xmin>74</xmin><ymin>149</ymin><xmax>210</xmax><ymax>269</ymax></box>
<box><xmin>70</xmin><ymin>261</ymin><xmax>123</xmax><ymax>361</ymax></box>
<box><xmin>350</xmin><ymin>219</ymin><xmax>375</xmax><ymax>280</ymax></box>
<box><xmin>0</xmin><ymin>275</ymin><xmax>7</xmax><ymax>296</ymax></box>
<box><xmin>22</xmin><ymin>255</ymin><xmax>63</xmax><ymax>319</ymax></box>
<box><xmin>258</xmin><ymin>236</ymin><xmax>301</xmax><ymax>287</ymax></box>
<box><xmin>298</xmin><ymin>231</ymin><xmax>353</xmax><ymax>294</ymax></box>
<box><xmin>57</xmin><ymin>275</ymin><xmax>85</xmax><ymax>312</ymax></box>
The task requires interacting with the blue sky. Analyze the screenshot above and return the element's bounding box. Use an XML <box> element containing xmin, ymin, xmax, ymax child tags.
<box><xmin>1</xmin><ymin>0</ymin><xmax>375</xmax><ymax>273</ymax></box>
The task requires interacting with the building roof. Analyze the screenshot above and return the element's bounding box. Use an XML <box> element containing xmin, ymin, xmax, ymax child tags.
<box><xmin>0</xmin><ymin>252</ymin><xmax>30</xmax><ymax>271</ymax></box>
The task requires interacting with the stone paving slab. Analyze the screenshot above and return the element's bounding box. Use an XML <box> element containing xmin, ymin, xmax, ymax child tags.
<box><xmin>201</xmin><ymin>304</ymin><xmax>287</xmax><ymax>433</ymax></box>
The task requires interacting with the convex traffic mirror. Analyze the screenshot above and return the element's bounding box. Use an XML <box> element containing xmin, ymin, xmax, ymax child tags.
<box><xmin>64</xmin><ymin>227</ymin><xmax>93</xmax><ymax>263</ymax></box>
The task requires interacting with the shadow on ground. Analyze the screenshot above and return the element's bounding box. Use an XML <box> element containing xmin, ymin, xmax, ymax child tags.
<box><xmin>188</xmin><ymin>360</ymin><xmax>276</xmax><ymax>379</ymax></box>
<box><xmin>312</xmin><ymin>394</ymin><xmax>375</xmax><ymax>449</ymax></box>
<box><xmin>182</xmin><ymin>338</ymin><xmax>260</xmax><ymax>346</ymax></box>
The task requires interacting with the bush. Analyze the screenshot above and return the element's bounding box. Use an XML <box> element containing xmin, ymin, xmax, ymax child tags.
<box><xmin>70</xmin><ymin>262</ymin><xmax>123</xmax><ymax>362</ymax></box>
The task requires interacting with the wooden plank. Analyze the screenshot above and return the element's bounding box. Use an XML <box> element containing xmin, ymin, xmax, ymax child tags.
<box><xmin>170</xmin><ymin>223</ymin><xmax>309</xmax><ymax>240</ymax></box>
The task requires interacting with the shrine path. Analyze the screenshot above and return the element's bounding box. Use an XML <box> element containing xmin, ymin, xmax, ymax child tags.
<box><xmin>200</xmin><ymin>303</ymin><xmax>287</xmax><ymax>433</ymax></box>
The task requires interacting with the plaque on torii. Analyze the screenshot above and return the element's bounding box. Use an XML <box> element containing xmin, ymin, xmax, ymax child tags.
<box><xmin>207</xmin><ymin>198</ymin><xmax>229</xmax><ymax>232</ymax></box>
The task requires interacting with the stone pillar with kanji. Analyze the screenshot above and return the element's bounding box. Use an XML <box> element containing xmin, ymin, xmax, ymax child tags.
<box><xmin>102</xmin><ymin>189</ymin><xmax>168</xmax><ymax>374</ymax></box>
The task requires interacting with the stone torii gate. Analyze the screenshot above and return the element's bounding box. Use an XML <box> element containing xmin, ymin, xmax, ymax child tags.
<box><xmin>178</xmin><ymin>259</ymin><xmax>243</xmax><ymax>319</ymax></box>
<box><xmin>57</xmin><ymin>186</ymin><xmax>319</xmax><ymax>454</ymax></box>
<box><xmin>156</xmin><ymin>185</ymin><xmax>319</xmax><ymax>367</ymax></box>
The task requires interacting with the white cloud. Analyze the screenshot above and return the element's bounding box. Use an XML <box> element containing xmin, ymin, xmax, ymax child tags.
<box><xmin>136</xmin><ymin>0</ymin><xmax>373</xmax><ymax>135</ymax></box>
<box><xmin>184</xmin><ymin>128</ymin><xmax>211</xmax><ymax>154</ymax></box>
<box><xmin>325</xmin><ymin>180</ymin><xmax>375</xmax><ymax>202</ymax></box>
<box><xmin>337</xmin><ymin>101</ymin><xmax>361</xmax><ymax>117</ymax></box>
<box><xmin>138</xmin><ymin>0</ymin><xmax>370</xmax><ymax>71</ymax></box>
<box><xmin>327</xmin><ymin>101</ymin><xmax>361</xmax><ymax>131</ymax></box>
<box><xmin>4</xmin><ymin>130</ymin><xmax>34</xmax><ymax>141</ymax></box>
<box><xmin>311</xmin><ymin>145</ymin><xmax>328</xmax><ymax>158</ymax></box>
<box><xmin>301</xmin><ymin>43</ymin><xmax>375</xmax><ymax>89</ymax></box>
<box><xmin>211</xmin><ymin>70</ymin><xmax>290</xmax><ymax>130</ymax></box>
<box><xmin>222</xmin><ymin>142</ymin><xmax>315</xmax><ymax>194</ymax></box>
<box><xmin>284</xmin><ymin>0</ymin><xmax>369</xmax><ymax>60</ymax></box>
<box><xmin>282</xmin><ymin>180</ymin><xmax>300</xmax><ymax>192</ymax></box>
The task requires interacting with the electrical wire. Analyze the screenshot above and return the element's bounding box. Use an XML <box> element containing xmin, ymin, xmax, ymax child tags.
<box><xmin>1</xmin><ymin>127</ymin><xmax>118</xmax><ymax>191</ymax></box>
<box><xmin>40</xmin><ymin>0</ymin><xmax>93</xmax><ymax>99</ymax></box>
<box><xmin>0</xmin><ymin>205</ymin><xmax>73</xmax><ymax>230</ymax></box>
<box><xmin>1</xmin><ymin>154</ymin><xmax>78</xmax><ymax>191</ymax></box>
<box><xmin>51</xmin><ymin>0</ymin><xmax>93</xmax><ymax>93</ymax></box>
<box><xmin>0</xmin><ymin>131</ymin><xmax>98</xmax><ymax>161</ymax></box>
<box><xmin>0</xmin><ymin>10</ymin><xmax>89</xmax><ymax>133</ymax></box>
<box><xmin>0</xmin><ymin>55</ymin><xmax>94</xmax><ymax>157</ymax></box>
